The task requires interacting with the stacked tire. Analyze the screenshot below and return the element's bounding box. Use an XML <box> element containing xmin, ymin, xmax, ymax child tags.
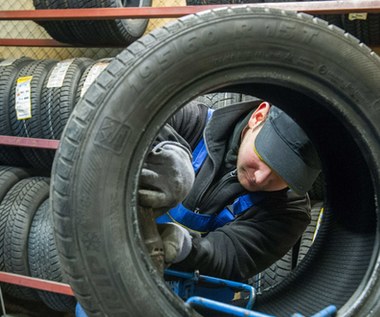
<box><xmin>33</xmin><ymin>0</ymin><xmax>153</xmax><ymax>46</ymax></box>
<box><xmin>0</xmin><ymin>166</ymin><xmax>75</xmax><ymax>314</ymax></box>
<box><xmin>0</xmin><ymin>57</ymin><xmax>112</xmax><ymax>170</ymax></box>
<box><xmin>187</xmin><ymin>0</ymin><xmax>380</xmax><ymax>46</ymax></box>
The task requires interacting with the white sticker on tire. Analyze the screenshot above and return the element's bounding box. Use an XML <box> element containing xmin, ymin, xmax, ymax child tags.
<box><xmin>0</xmin><ymin>59</ymin><xmax>16</xmax><ymax>67</ymax></box>
<box><xmin>81</xmin><ymin>62</ymin><xmax>109</xmax><ymax>97</ymax></box>
<box><xmin>15</xmin><ymin>76</ymin><xmax>33</xmax><ymax>120</ymax></box>
<box><xmin>46</xmin><ymin>59</ymin><xmax>74</xmax><ymax>88</ymax></box>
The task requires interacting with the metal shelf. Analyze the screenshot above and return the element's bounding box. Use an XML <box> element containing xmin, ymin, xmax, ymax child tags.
<box><xmin>0</xmin><ymin>1</ymin><xmax>379</xmax><ymax>47</ymax></box>
<box><xmin>0</xmin><ymin>136</ymin><xmax>59</xmax><ymax>150</ymax></box>
<box><xmin>1</xmin><ymin>2</ymin><xmax>380</xmax><ymax>21</ymax></box>
<box><xmin>0</xmin><ymin>272</ymin><xmax>73</xmax><ymax>296</ymax></box>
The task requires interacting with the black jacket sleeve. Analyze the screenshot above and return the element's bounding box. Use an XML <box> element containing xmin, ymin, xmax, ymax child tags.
<box><xmin>173</xmin><ymin>189</ymin><xmax>311</xmax><ymax>281</ymax></box>
<box><xmin>153</xmin><ymin>100</ymin><xmax>209</xmax><ymax>151</ymax></box>
<box><xmin>166</xmin><ymin>100</ymin><xmax>209</xmax><ymax>149</ymax></box>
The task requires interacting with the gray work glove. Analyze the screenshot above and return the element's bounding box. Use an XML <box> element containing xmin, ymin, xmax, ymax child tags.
<box><xmin>158</xmin><ymin>223</ymin><xmax>193</xmax><ymax>264</ymax></box>
<box><xmin>139</xmin><ymin>141</ymin><xmax>195</xmax><ymax>213</ymax></box>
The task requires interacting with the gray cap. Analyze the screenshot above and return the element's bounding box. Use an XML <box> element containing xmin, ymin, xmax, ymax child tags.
<box><xmin>255</xmin><ymin>106</ymin><xmax>321</xmax><ymax>195</ymax></box>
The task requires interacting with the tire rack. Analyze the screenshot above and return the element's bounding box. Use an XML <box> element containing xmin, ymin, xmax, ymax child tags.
<box><xmin>0</xmin><ymin>0</ymin><xmax>379</xmax><ymax>309</ymax></box>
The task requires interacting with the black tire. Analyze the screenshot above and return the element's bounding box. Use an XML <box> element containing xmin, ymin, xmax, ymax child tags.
<box><xmin>296</xmin><ymin>201</ymin><xmax>324</xmax><ymax>264</ymax></box>
<box><xmin>51</xmin><ymin>7</ymin><xmax>380</xmax><ymax>317</ymax></box>
<box><xmin>196</xmin><ymin>92</ymin><xmax>257</xmax><ymax>109</ymax></box>
<box><xmin>299</xmin><ymin>0</ymin><xmax>344</xmax><ymax>29</ymax></box>
<box><xmin>28</xmin><ymin>199</ymin><xmax>76</xmax><ymax>312</ymax></box>
<box><xmin>9</xmin><ymin>60</ymin><xmax>57</xmax><ymax>170</ymax></box>
<box><xmin>251</xmin><ymin>199</ymin><xmax>323</xmax><ymax>294</ymax></box>
<box><xmin>75</xmin><ymin>58</ymin><xmax>113</xmax><ymax>105</ymax></box>
<box><xmin>39</xmin><ymin>58</ymin><xmax>93</xmax><ymax>163</ymax></box>
<box><xmin>0</xmin><ymin>177</ymin><xmax>50</xmax><ymax>300</ymax></box>
<box><xmin>308</xmin><ymin>173</ymin><xmax>325</xmax><ymax>202</ymax></box>
<box><xmin>250</xmin><ymin>247</ymin><xmax>294</xmax><ymax>294</ymax></box>
<box><xmin>0</xmin><ymin>166</ymin><xmax>31</xmax><ymax>272</ymax></box>
<box><xmin>0</xmin><ymin>166</ymin><xmax>30</xmax><ymax>204</ymax></box>
<box><xmin>0</xmin><ymin>58</ymin><xmax>34</xmax><ymax>167</ymax></box>
<box><xmin>33</xmin><ymin>0</ymin><xmax>152</xmax><ymax>46</ymax></box>
<box><xmin>33</xmin><ymin>0</ymin><xmax>79</xmax><ymax>44</ymax></box>
<box><xmin>41</xmin><ymin>58</ymin><xmax>93</xmax><ymax>140</ymax></box>
<box><xmin>195</xmin><ymin>92</ymin><xmax>242</xmax><ymax>109</ymax></box>
<box><xmin>367</xmin><ymin>14</ymin><xmax>380</xmax><ymax>45</ymax></box>
<box><xmin>342</xmin><ymin>13</ymin><xmax>380</xmax><ymax>46</ymax></box>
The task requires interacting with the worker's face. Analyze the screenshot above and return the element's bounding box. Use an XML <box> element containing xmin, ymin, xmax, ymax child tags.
<box><xmin>237</xmin><ymin>104</ymin><xmax>288</xmax><ymax>192</ymax></box>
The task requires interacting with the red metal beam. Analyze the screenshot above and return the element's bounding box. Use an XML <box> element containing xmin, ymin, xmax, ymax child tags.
<box><xmin>0</xmin><ymin>1</ymin><xmax>380</xmax><ymax>21</ymax></box>
<box><xmin>0</xmin><ymin>272</ymin><xmax>74</xmax><ymax>296</ymax></box>
<box><xmin>0</xmin><ymin>136</ymin><xmax>59</xmax><ymax>150</ymax></box>
<box><xmin>0</xmin><ymin>38</ymin><xmax>70</xmax><ymax>47</ymax></box>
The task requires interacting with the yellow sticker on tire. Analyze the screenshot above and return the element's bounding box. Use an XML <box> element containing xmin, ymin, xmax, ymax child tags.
<box><xmin>15</xmin><ymin>76</ymin><xmax>33</xmax><ymax>120</ymax></box>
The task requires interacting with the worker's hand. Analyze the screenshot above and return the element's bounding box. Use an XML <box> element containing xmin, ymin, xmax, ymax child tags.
<box><xmin>158</xmin><ymin>223</ymin><xmax>192</xmax><ymax>264</ymax></box>
<box><xmin>139</xmin><ymin>141</ymin><xmax>195</xmax><ymax>213</ymax></box>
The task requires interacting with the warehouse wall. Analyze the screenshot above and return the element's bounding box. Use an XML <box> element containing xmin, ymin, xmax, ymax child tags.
<box><xmin>0</xmin><ymin>0</ymin><xmax>185</xmax><ymax>60</ymax></box>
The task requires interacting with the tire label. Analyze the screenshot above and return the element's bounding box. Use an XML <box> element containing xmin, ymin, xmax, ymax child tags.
<box><xmin>46</xmin><ymin>59</ymin><xmax>74</xmax><ymax>88</ymax></box>
<box><xmin>0</xmin><ymin>59</ymin><xmax>16</xmax><ymax>67</ymax></box>
<box><xmin>15</xmin><ymin>76</ymin><xmax>33</xmax><ymax>120</ymax></box>
<box><xmin>348</xmin><ymin>13</ymin><xmax>368</xmax><ymax>21</ymax></box>
<box><xmin>81</xmin><ymin>62</ymin><xmax>109</xmax><ymax>97</ymax></box>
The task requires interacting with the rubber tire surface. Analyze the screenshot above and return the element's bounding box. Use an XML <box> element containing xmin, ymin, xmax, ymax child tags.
<box><xmin>252</xmin><ymin>198</ymin><xmax>323</xmax><ymax>294</ymax></box>
<box><xmin>51</xmin><ymin>7</ymin><xmax>380</xmax><ymax>317</ymax></box>
<box><xmin>75</xmin><ymin>58</ymin><xmax>113</xmax><ymax>105</ymax></box>
<box><xmin>0</xmin><ymin>166</ymin><xmax>30</xmax><ymax>204</ymax></box>
<box><xmin>0</xmin><ymin>166</ymin><xmax>31</xmax><ymax>272</ymax></box>
<box><xmin>33</xmin><ymin>0</ymin><xmax>152</xmax><ymax>46</ymax></box>
<box><xmin>9</xmin><ymin>60</ymin><xmax>57</xmax><ymax>170</ymax></box>
<box><xmin>342</xmin><ymin>13</ymin><xmax>380</xmax><ymax>46</ymax></box>
<box><xmin>296</xmin><ymin>201</ymin><xmax>324</xmax><ymax>264</ymax></box>
<box><xmin>41</xmin><ymin>58</ymin><xmax>93</xmax><ymax>140</ymax></box>
<box><xmin>39</xmin><ymin>58</ymin><xmax>93</xmax><ymax>163</ymax></box>
<box><xmin>250</xmin><ymin>247</ymin><xmax>294</xmax><ymax>293</ymax></box>
<box><xmin>28</xmin><ymin>199</ymin><xmax>76</xmax><ymax>312</ymax></box>
<box><xmin>0</xmin><ymin>58</ymin><xmax>34</xmax><ymax>167</ymax></box>
<box><xmin>195</xmin><ymin>92</ymin><xmax>242</xmax><ymax>109</ymax></box>
<box><xmin>0</xmin><ymin>177</ymin><xmax>50</xmax><ymax>300</ymax></box>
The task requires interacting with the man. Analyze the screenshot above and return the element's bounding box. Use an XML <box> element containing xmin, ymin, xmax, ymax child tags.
<box><xmin>139</xmin><ymin>98</ymin><xmax>321</xmax><ymax>282</ymax></box>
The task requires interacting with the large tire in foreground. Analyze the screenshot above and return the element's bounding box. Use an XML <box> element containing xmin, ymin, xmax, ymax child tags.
<box><xmin>51</xmin><ymin>7</ymin><xmax>380</xmax><ymax>317</ymax></box>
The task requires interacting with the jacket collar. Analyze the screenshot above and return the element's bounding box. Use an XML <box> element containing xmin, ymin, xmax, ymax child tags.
<box><xmin>203</xmin><ymin>98</ymin><xmax>263</xmax><ymax>171</ymax></box>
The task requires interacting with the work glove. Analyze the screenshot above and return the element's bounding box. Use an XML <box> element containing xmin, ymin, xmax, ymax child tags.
<box><xmin>158</xmin><ymin>223</ymin><xmax>193</xmax><ymax>264</ymax></box>
<box><xmin>139</xmin><ymin>141</ymin><xmax>195</xmax><ymax>213</ymax></box>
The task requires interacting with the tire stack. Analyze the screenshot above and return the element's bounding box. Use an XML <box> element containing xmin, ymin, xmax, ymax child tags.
<box><xmin>187</xmin><ymin>0</ymin><xmax>380</xmax><ymax>46</ymax></box>
<box><xmin>0</xmin><ymin>57</ymin><xmax>112</xmax><ymax>170</ymax></box>
<box><xmin>0</xmin><ymin>166</ymin><xmax>75</xmax><ymax>315</ymax></box>
<box><xmin>0</xmin><ymin>56</ymin><xmax>111</xmax><ymax>315</ymax></box>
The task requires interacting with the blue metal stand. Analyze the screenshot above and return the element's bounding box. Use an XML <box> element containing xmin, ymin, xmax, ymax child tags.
<box><xmin>165</xmin><ymin>269</ymin><xmax>256</xmax><ymax>310</ymax></box>
<box><xmin>75</xmin><ymin>269</ymin><xmax>337</xmax><ymax>317</ymax></box>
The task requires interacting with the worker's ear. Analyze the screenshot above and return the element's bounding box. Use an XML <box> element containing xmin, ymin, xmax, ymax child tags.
<box><xmin>248</xmin><ymin>102</ymin><xmax>270</xmax><ymax>128</ymax></box>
